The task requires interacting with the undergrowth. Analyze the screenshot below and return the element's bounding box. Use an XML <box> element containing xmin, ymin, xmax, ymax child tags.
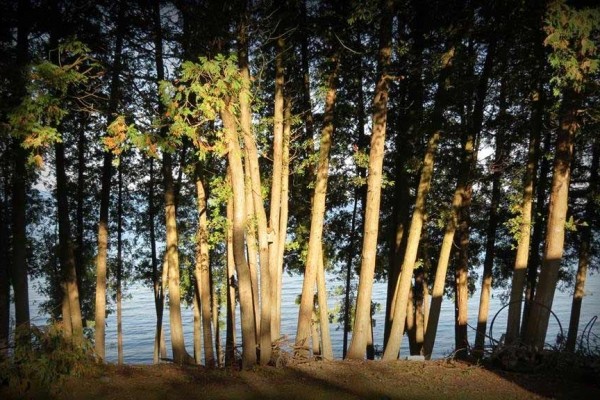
<box><xmin>0</xmin><ymin>324</ymin><xmax>99</xmax><ymax>397</ymax></box>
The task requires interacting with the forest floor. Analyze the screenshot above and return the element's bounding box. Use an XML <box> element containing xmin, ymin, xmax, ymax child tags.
<box><xmin>3</xmin><ymin>357</ymin><xmax>599</xmax><ymax>400</ymax></box>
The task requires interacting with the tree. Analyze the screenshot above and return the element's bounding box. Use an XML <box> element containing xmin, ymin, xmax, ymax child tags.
<box><xmin>347</xmin><ymin>0</ymin><xmax>394</xmax><ymax>360</ymax></box>
<box><xmin>95</xmin><ymin>0</ymin><xmax>125</xmax><ymax>360</ymax></box>
<box><xmin>525</xmin><ymin>1</ymin><xmax>599</xmax><ymax>349</ymax></box>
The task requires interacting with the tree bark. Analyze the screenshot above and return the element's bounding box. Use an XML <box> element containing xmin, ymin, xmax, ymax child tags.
<box><xmin>525</xmin><ymin>90</ymin><xmax>578</xmax><ymax>349</ymax></box>
<box><xmin>225</xmin><ymin>193</ymin><xmax>236</xmax><ymax>367</ymax></box>
<box><xmin>149</xmin><ymin>158</ymin><xmax>164</xmax><ymax>364</ymax></box>
<box><xmin>295</xmin><ymin>53</ymin><xmax>340</xmax><ymax>357</ymax></box>
<box><xmin>346</xmin><ymin>0</ymin><xmax>394</xmax><ymax>360</ymax></box>
<box><xmin>95</xmin><ymin>0</ymin><xmax>125</xmax><ymax>359</ymax></box>
<box><xmin>382</xmin><ymin>130</ymin><xmax>440</xmax><ymax>360</ymax></box>
<box><xmin>474</xmin><ymin>82</ymin><xmax>508</xmax><ymax>356</ymax></box>
<box><xmin>268</xmin><ymin>36</ymin><xmax>285</xmax><ymax>350</ymax></box>
<box><xmin>55</xmin><ymin>140</ymin><xmax>84</xmax><ymax>345</ymax></box>
<box><xmin>236</xmin><ymin>7</ymin><xmax>271</xmax><ymax>364</ymax></box>
<box><xmin>195</xmin><ymin>163</ymin><xmax>215</xmax><ymax>367</ymax></box>
<box><xmin>505</xmin><ymin>75</ymin><xmax>544</xmax><ymax>343</ymax></box>
<box><xmin>222</xmin><ymin>105</ymin><xmax>257</xmax><ymax>369</ymax></box>
<box><xmin>566</xmin><ymin>140</ymin><xmax>598</xmax><ymax>351</ymax></box>
<box><xmin>316</xmin><ymin>246</ymin><xmax>333</xmax><ymax>360</ymax></box>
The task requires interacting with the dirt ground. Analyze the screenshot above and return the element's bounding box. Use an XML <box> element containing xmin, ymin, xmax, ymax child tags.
<box><xmin>3</xmin><ymin>358</ymin><xmax>599</xmax><ymax>400</ymax></box>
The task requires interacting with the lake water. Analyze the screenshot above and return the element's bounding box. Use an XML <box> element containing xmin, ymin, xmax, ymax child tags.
<box><xmin>21</xmin><ymin>269</ymin><xmax>600</xmax><ymax>364</ymax></box>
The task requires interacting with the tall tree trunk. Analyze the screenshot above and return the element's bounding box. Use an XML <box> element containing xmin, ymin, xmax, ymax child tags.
<box><xmin>95</xmin><ymin>0</ymin><xmax>125</xmax><ymax>359</ymax></box>
<box><xmin>505</xmin><ymin>73</ymin><xmax>545</xmax><ymax>344</ymax></box>
<box><xmin>149</xmin><ymin>158</ymin><xmax>164</xmax><ymax>364</ymax></box>
<box><xmin>212</xmin><ymin>265</ymin><xmax>222</xmax><ymax>366</ymax></box>
<box><xmin>225</xmin><ymin>194</ymin><xmax>236</xmax><ymax>367</ymax></box>
<box><xmin>75</xmin><ymin>126</ymin><xmax>86</xmax><ymax>324</ymax></box>
<box><xmin>474</xmin><ymin>82</ymin><xmax>508</xmax><ymax>356</ymax></box>
<box><xmin>116</xmin><ymin>158</ymin><xmax>124</xmax><ymax>365</ymax></box>
<box><xmin>382</xmin><ymin>130</ymin><xmax>440</xmax><ymax>360</ymax></box>
<box><xmin>342</xmin><ymin>192</ymin><xmax>359</xmax><ymax>358</ymax></box>
<box><xmin>55</xmin><ymin>140</ymin><xmax>84</xmax><ymax>345</ymax></box>
<box><xmin>274</xmin><ymin>95</ymin><xmax>292</xmax><ymax>342</ymax></box>
<box><xmin>346</xmin><ymin>0</ymin><xmax>394</xmax><ymax>360</ymax></box>
<box><xmin>295</xmin><ymin>53</ymin><xmax>340</xmax><ymax>357</ymax></box>
<box><xmin>268</xmin><ymin>36</ymin><xmax>285</xmax><ymax>351</ymax></box>
<box><xmin>195</xmin><ymin>163</ymin><xmax>215</xmax><ymax>367</ymax></box>
<box><xmin>11</xmin><ymin>0</ymin><xmax>31</xmax><ymax>343</ymax></box>
<box><xmin>521</xmin><ymin>129</ymin><xmax>552</xmax><ymax>336</ymax></box>
<box><xmin>525</xmin><ymin>90</ymin><xmax>579</xmax><ymax>349</ymax></box>
<box><xmin>222</xmin><ymin>106</ymin><xmax>257</xmax><ymax>369</ymax></box>
<box><xmin>244</xmin><ymin>165</ymin><xmax>260</xmax><ymax>345</ymax></box>
<box><xmin>566</xmin><ymin>140</ymin><xmax>599</xmax><ymax>351</ymax></box>
<box><xmin>236</xmin><ymin>7</ymin><xmax>271</xmax><ymax>364</ymax></box>
<box><xmin>153</xmin><ymin>0</ymin><xmax>190</xmax><ymax>364</ymax></box>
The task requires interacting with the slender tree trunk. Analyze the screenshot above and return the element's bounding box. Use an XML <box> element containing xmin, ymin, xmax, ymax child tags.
<box><xmin>566</xmin><ymin>140</ymin><xmax>598</xmax><ymax>351</ymax></box>
<box><xmin>525</xmin><ymin>90</ymin><xmax>579</xmax><ymax>349</ymax></box>
<box><xmin>295</xmin><ymin>54</ymin><xmax>340</xmax><ymax>357</ymax></box>
<box><xmin>75</xmin><ymin>126</ymin><xmax>86</xmax><ymax>324</ymax></box>
<box><xmin>506</xmin><ymin>76</ymin><xmax>544</xmax><ymax>344</ymax></box>
<box><xmin>116</xmin><ymin>158</ymin><xmax>123</xmax><ymax>365</ymax></box>
<box><xmin>149</xmin><ymin>158</ymin><xmax>164</xmax><ymax>364</ymax></box>
<box><xmin>347</xmin><ymin>0</ymin><xmax>393</xmax><ymax>359</ymax></box>
<box><xmin>244</xmin><ymin>166</ymin><xmax>260</xmax><ymax>345</ymax></box>
<box><xmin>195</xmin><ymin>164</ymin><xmax>215</xmax><ymax>367</ymax></box>
<box><xmin>316</xmin><ymin>245</ymin><xmax>333</xmax><ymax>360</ymax></box>
<box><xmin>95</xmin><ymin>0</ymin><xmax>125</xmax><ymax>359</ymax></box>
<box><xmin>274</xmin><ymin>96</ymin><xmax>292</xmax><ymax>342</ymax></box>
<box><xmin>225</xmin><ymin>194</ymin><xmax>236</xmax><ymax>367</ymax></box>
<box><xmin>11</xmin><ymin>0</ymin><xmax>31</xmax><ymax>343</ymax></box>
<box><xmin>212</xmin><ymin>266</ymin><xmax>222</xmax><ymax>366</ymax></box>
<box><xmin>193</xmin><ymin>292</ymin><xmax>201</xmax><ymax>364</ymax></box>
<box><xmin>55</xmin><ymin>140</ymin><xmax>84</xmax><ymax>345</ymax></box>
<box><xmin>474</xmin><ymin>82</ymin><xmax>508</xmax><ymax>356</ymax></box>
<box><xmin>237</xmin><ymin>8</ymin><xmax>271</xmax><ymax>364</ymax></box>
<box><xmin>222</xmin><ymin>105</ymin><xmax>257</xmax><ymax>369</ymax></box>
<box><xmin>522</xmin><ymin>129</ymin><xmax>552</xmax><ymax>336</ymax></box>
<box><xmin>382</xmin><ymin>130</ymin><xmax>440</xmax><ymax>360</ymax></box>
<box><xmin>268</xmin><ymin>36</ymin><xmax>285</xmax><ymax>350</ymax></box>
<box><xmin>342</xmin><ymin>191</ymin><xmax>359</xmax><ymax>358</ymax></box>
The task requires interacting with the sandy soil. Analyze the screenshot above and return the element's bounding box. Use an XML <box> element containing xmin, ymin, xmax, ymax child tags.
<box><xmin>4</xmin><ymin>358</ymin><xmax>598</xmax><ymax>400</ymax></box>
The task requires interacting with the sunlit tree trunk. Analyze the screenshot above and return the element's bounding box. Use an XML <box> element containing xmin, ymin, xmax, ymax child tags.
<box><xmin>383</xmin><ymin>131</ymin><xmax>440</xmax><ymax>360</ymax></box>
<box><xmin>525</xmin><ymin>90</ymin><xmax>578</xmax><ymax>349</ymax></box>
<box><xmin>95</xmin><ymin>0</ymin><xmax>125</xmax><ymax>359</ymax></box>
<box><xmin>236</xmin><ymin>7</ymin><xmax>270</xmax><ymax>364</ymax></box>
<box><xmin>347</xmin><ymin>0</ymin><xmax>394</xmax><ymax>360</ymax></box>
<box><xmin>505</xmin><ymin>75</ymin><xmax>544</xmax><ymax>343</ymax></box>
<box><xmin>316</xmin><ymin>245</ymin><xmax>333</xmax><ymax>360</ymax></box>
<box><xmin>193</xmin><ymin>293</ymin><xmax>201</xmax><ymax>364</ymax></box>
<box><xmin>521</xmin><ymin>130</ymin><xmax>551</xmax><ymax>336</ymax></box>
<box><xmin>222</xmin><ymin>105</ymin><xmax>257</xmax><ymax>369</ymax></box>
<box><xmin>566</xmin><ymin>140</ymin><xmax>598</xmax><ymax>351</ymax></box>
<box><xmin>56</xmin><ymin>140</ymin><xmax>84</xmax><ymax>345</ymax></box>
<box><xmin>269</xmin><ymin>36</ymin><xmax>285</xmax><ymax>351</ymax></box>
<box><xmin>274</xmin><ymin>96</ymin><xmax>291</xmax><ymax>342</ymax></box>
<box><xmin>195</xmin><ymin>163</ymin><xmax>215</xmax><ymax>367</ymax></box>
<box><xmin>295</xmin><ymin>53</ymin><xmax>340</xmax><ymax>358</ymax></box>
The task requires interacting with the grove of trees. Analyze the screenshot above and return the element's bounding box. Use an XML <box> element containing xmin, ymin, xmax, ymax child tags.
<box><xmin>0</xmin><ymin>0</ymin><xmax>598</xmax><ymax>369</ymax></box>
